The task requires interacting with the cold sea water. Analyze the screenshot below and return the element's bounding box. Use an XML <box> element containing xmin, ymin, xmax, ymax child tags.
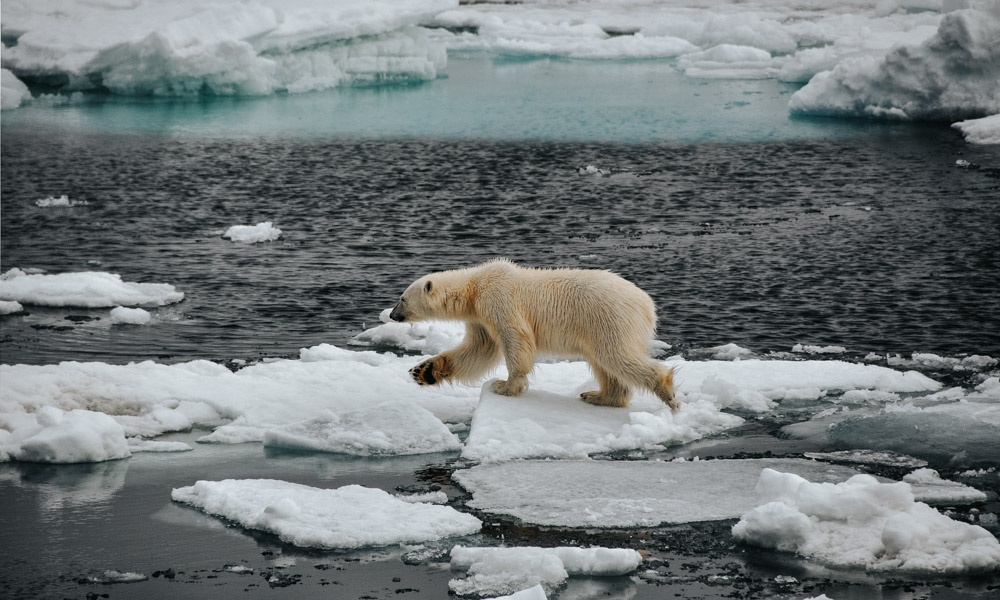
<box><xmin>2</xmin><ymin>55</ymin><xmax>1000</xmax><ymax>600</ymax></box>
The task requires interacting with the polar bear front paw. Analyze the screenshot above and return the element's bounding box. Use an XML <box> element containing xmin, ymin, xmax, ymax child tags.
<box><xmin>490</xmin><ymin>377</ymin><xmax>527</xmax><ymax>396</ymax></box>
<box><xmin>410</xmin><ymin>355</ymin><xmax>453</xmax><ymax>386</ymax></box>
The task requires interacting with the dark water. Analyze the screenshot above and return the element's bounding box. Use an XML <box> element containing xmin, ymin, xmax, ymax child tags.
<box><xmin>3</xmin><ymin>122</ymin><xmax>999</xmax><ymax>365</ymax></box>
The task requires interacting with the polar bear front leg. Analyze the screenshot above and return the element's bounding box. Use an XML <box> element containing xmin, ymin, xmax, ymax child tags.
<box><xmin>410</xmin><ymin>354</ymin><xmax>455</xmax><ymax>386</ymax></box>
<box><xmin>489</xmin><ymin>324</ymin><xmax>535</xmax><ymax>396</ymax></box>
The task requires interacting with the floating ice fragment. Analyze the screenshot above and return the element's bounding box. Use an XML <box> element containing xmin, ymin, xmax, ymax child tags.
<box><xmin>708</xmin><ymin>343</ymin><xmax>753</xmax><ymax>361</ymax></box>
<box><xmin>902</xmin><ymin>468</ymin><xmax>987</xmax><ymax>506</ymax></box>
<box><xmin>0</xmin><ymin>268</ymin><xmax>183</xmax><ymax>308</ymax></box>
<box><xmin>490</xmin><ymin>585</ymin><xmax>547</xmax><ymax>600</ymax></box>
<box><xmin>223</xmin><ymin>222</ymin><xmax>282</xmax><ymax>243</ymax></box>
<box><xmin>171</xmin><ymin>479</ymin><xmax>482</xmax><ymax>549</ymax></box>
<box><xmin>732</xmin><ymin>469</ymin><xmax>1000</xmax><ymax>574</ymax></box>
<box><xmin>127</xmin><ymin>438</ymin><xmax>193</xmax><ymax>453</ymax></box>
<box><xmin>395</xmin><ymin>491</ymin><xmax>448</xmax><ymax>504</ymax></box>
<box><xmin>792</xmin><ymin>344</ymin><xmax>848</xmax><ymax>354</ymax></box>
<box><xmin>82</xmin><ymin>570</ymin><xmax>148</xmax><ymax>584</ymax></box>
<box><xmin>35</xmin><ymin>195</ymin><xmax>88</xmax><ymax>207</ymax></box>
<box><xmin>804</xmin><ymin>449</ymin><xmax>927</xmax><ymax>469</ymax></box>
<box><xmin>110</xmin><ymin>306</ymin><xmax>152</xmax><ymax>325</ymax></box>
<box><xmin>350</xmin><ymin>308</ymin><xmax>466</xmax><ymax>354</ymax></box>
<box><xmin>0</xmin><ymin>300</ymin><xmax>23</xmax><ymax>315</ymax></box>
<box><xmin>3</xmin><ymin>407</ymin><xmax>131</xmax><ymax>464</ymax></box>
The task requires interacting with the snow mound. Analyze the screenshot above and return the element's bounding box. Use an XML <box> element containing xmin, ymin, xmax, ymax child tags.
<box><xmin>462</xmin><ymin>381</ymin><xmax>743</xmax><ymax>464</ymax></box>
<box><xmin>1</xmin><ymin>67</ymin><xmax>30</xmax><ymax>109</ymax></box>
<box><xmin>449</xmin><ymin>546</ymin><xmax>641</xmax><ymax>598</ymax></box>
<box><xmin>110</xmin><ymin>306</ymin><xmax>152</xmax><ymax>325</ymax></box>
<box><xmin>953</xmin><ymin>114</ymin><xmax>1000</xmax><ymax>144</ymax></box>
<box><xmin>1</xmin><ymin>407</ymin><xmax>130</xmax><ymax>464</ymax></box>
<box><xmin>454</xmin><ymin>458</ymin><xmax>864</xmax><ymax>528</ymax></box>
<box><xmin>262</xmin><ymin>402</ymin><xmax>460</xmax><ymax>456</ymax></box>
<box><xmin>223</xmin><ymin>222</ymin><xmax>282</xmax><ymax>243</ymax></box>
<box><xmin>732</xmin><ymin>469</ymin><xmax>1000</xmax><ymax>574</ymax></box>
<box><xmin>171</xmin><ymin>479</ymin><xmax>482</xmax><ymax>549</ymax></box>
<box><xmin>789</xmin><ymin>4</ymin><xmax>1000</xmax><ymax>121</ymax></box>
<box><xmin>350</xmin><ymin>308</ymin><xmax>466</xmax><ymax>355</ymax></box>
<box><xmin>2</xmin><ymin>0</ymin><xmax>452</xmax><ymax>97</ymax></box>
<box><xmin>0</xmin><ymin>268</ymin><xmax>184</xmax><ymax>308</ymax></box>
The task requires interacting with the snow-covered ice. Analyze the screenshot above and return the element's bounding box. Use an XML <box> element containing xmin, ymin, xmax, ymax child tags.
<box><xmin>2</xmin><ymin>0</ymin><xmax>452</xmax><ymax>98</ymax></box>
<box><xmin>449</xmin><ymin>546</ymin><xmax>641</xmax><ymax>598</ymax></box>
<box><xmin>350</xmin><ymin>309</ymin><xmax>466</xmax><ymax>354</ymax></box>
<box><xmin>171</xmin><ymin>479</ymin><xmax>481</xmax><ymax>549</ymax></box>
<box><xmin>732</xmin><ymin>469</ymin><xmax>1000</xmax><ymax>574</ymax></box>
<box><xmin>902</xmin><ymin>468</ymin><xmax>988</xmax><ymax>506</ymax></box>
<box><xmin>953</xmin><ymin>114</ymin><xmax>1000</xmax><ymax>144</ymax></box>
<box><xmin>262</xmin><ymin>403</ymin><xmax>460</xmax><ymax>456</ymax></box>
<box><xmin>0</xmin><ymin>268</ymin><xmax>184</xmax><ymax>308</ymax></box>
<box><xmin>110</xmin><ymin>306</ymin><xmax>152</xmax><ymax>325</ymax></box>
<box><xmin>453</xmin><ymin>458</ymin><xmax>865</xmax><ymax>528</ymax></box>
<box><xmin>0</xmin><ymin>406</ymin><xmax>130</xmax><ymax>463</ymax></box>
<box><xmin>223</xmin><ymin>222</ymin><xmax>282</xmax><ymax>243</ymax></box>
<box><xmin>804</xmin><ymin>449</ymin><xmax>927</xmax><ymax>469</ymax></box>
<box><xmin>0</xmin><ymin>300</ymin><xmax>23</xmax><ymax>315</ymax></box>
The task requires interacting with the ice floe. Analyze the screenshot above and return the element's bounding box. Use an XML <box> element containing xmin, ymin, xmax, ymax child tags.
<box><xmin>127</xmin><ymin>438</ymin><xmax>193</xmax><ymax>453</ymax></box>
<box><xmin>0</xmin><ymin>268</ymin><xmax>184</xmax><ymax>308</ymax></box>
<box><xmin>953</xmin><ymin>113</ymin><xmax>1000</xmax><ymax>144</ymax></box>
<box><xmin>223</xmin><ymin>221</ymin><xmax>282</xmax><ymax>243</ymax></box>
<box><xmin>110</xmin><ymin>306</ymin><xmax>152</xmax><ymax>325</ymax></box>
<box><xmin>171</xmin><ymin>478</ymin><xmax>482</xmax><ymax>549</ymax></box>
<box><xmin>350</xmin><ymin>308</ymin><xmax>466</xmax><ymax>354</ymax></box>
<box><xmin>449</xmin><ymin>546</ymin><xmax>641</xmax><ymax>597</ymax></box>
<box><xmin>902</xmin><ymin>468</ymin><xmax>987</xmax><ymax>506</ymax></box>
<box><xmin>732</xmin><ymin>468</ymin><xmax>1000</xmax><ymax>574</ymax></box>
<box><xmin>34</xmin><ymin>194</ymin><xmax>88</xmax><ymax>207</ymax></box>
<box><xmin>453</xmin><ymin>458</ymin><xmax>865</xmax><ymax>528</ymax></box>
<box><xmin>1</xmin><ymin>406</ymin><xmax>130</xmax><ymax>464</ymax></box>
<box><xmin>0</xmin><ymin>300</ymin><xmax>23</xmax><ymax>315</ymax></box>
<box><xmin>2</xmin><ymin>0</ymin><xmax>452</xmax><ymax>98</ymax></box>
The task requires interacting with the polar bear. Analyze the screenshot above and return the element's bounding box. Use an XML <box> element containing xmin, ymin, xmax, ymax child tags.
<box><xmin>388</xmin><ymin>258</ymin><xmax>678</xmax><ymax>411</ymax></box>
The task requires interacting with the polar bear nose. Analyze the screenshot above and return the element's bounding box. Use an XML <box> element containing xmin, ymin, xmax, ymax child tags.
<box><xmin>389</xmin><ymin>303</ymin><xmax>406</xmax><ymax>322</ymax></box>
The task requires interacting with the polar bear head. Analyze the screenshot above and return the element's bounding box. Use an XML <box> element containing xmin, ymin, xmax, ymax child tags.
<box><xmin>388</xmin><ymin>275</ymin><xmax>437</xmax><ymax>322</ymax></box>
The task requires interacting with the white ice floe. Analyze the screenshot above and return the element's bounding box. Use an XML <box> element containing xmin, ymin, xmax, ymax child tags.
<box><xmin>110</xmin><ymin>306</ymin><xmax>152</xmax><ymax>325</ymax></box>
<box><xmin>792</xmin><ymin>344</ymin><xmax>848</xmax><ymax>354</ymax></box>
<box><xmin>708</xmin><ymin>343</ymin><xmax>754</xmax><ymax>361</ymax></box>
<box><xmin>953</xmin><ymin>114</ymin><xmax>1000</xmax><ymax>144</ymax></box>
<box><xmin>396</xmin><ymin>491</ymin><xmax>448</xmax><ymax>504</ymax></box>
<box><xmin>0</xmin><ymin>268</ymin><xmax>184</xmax><ymax>308</ymax></box>
<box><xmin>0</xmin><ymin>300</ymin><xmax>23</xmax><ymax>315</ymax></box>
<box><xmin>902</xmin><ymin>468</ymin><xmax>987</xmax><ymax>506</ymax></box>
<box><xmin>1</xmin><ymin>67</ymin><xmax>30</xmax><ymax>109</ymax></box>
<box><xmin>0</xmin><ymin>406</ymin><xmax>130</xmax><ymax>464</ymax></box>
<box><xmin>789</xmin><ymin>2</ymin><xmax>1000</xmax><ymax>120</ymax></box>
<box><xmin>222</xmin><ymin>222</ymin><xmax>282</xmax><ymax>243</ymax></box>
<box><xmin>676</xmin><ymin>44</ymin><xmax>774</xmax><ymax>79</ymax></box>
<box><xmin>171</xmin><ymin>479</ymin><xmax>482</xmax><ymax>549</ymax></box>
<box><xmin>350</xmin><ymin>308</ymin><xmax>466</xmax><ymax>354</ymax></box>
<box><xmin>732</xmin><ymin>469</ymin><xmax>1000</xmax><ymax>575</ymax></box>
<box><xmin>2</xmin><ymin>0</ymin><xmax>452</xmax><ymax>98</ymax></box>
<box><xmin>449</xmin><ymin>546</ymin><xmax>641</xmax><ymax>598</ymax></box>
<box><xmin>262</xmin><ymin>403</ymin><xmax>460</xmax><ymax>456</ymax></box>
<box><xmin>453</xmin><ymin>458</ymin><xmax>864</xmax><ymax>528</ymax></box>
<box><xmin>81</xmin><ymin>570</ymin><xmax>148</xmax><ymax>584</ymax></box>
<box><xmin>888</xmin><ymin>352</ymin><xmax>998</xmax><ymax>371</ymax></box>
<box><xmin>34</xmin><ymin>195</ymin><xmax>88</xmax><ymax>207</ymax></box>
<box><xmin>804</xmin><ymin>449</ymin><xmax>927</xmax><ymax>469</ymax></box>
<box><xmin>127</xmin><ymin>438</ymin><xmax>193</xmax><ymax>453</ymax></box>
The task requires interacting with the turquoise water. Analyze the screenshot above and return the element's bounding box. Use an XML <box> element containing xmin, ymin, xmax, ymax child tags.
<box><xmin>2</xmin><ymin>54</ymin><xmax>920</xmax><ymax>142</ymax></box>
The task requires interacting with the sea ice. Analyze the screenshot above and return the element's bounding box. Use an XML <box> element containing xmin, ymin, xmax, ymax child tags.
<box><xmin>0</xmin><ymin>300</ymin><xmax>23</xmax><ymax>315</ymax></box>
<box><xmin>110</xmin><ymin>306</ymin><xmax>152</xmax><ymax>325</ymax></box>
<box><xmin>732</xmin><ymin>469</ymin><xmax>1000</xmax><ymax>574</ymax></box>
<box><xmin>453</xmin><ymin>458</ymin><xmax>864</xmax><ymax>528</ymax></box>
<box><xmin>262</xmin><ymin>402</ymin><xmax>461</xmax><ymax>456</ymax></box>
<box><xmin>1</xmin><ymin>406</ymin><xmax>131</xmax><ymax>464</ymax></box>
<box><xmin>223</xmin><ymin>222</ymin><xmax>282</xmax><ymax>243</ymax></box>
<box><xmin>171</xmin><ymin>479</ymin><xmax>482</xmax><ymax>549</ymax></box>
<box><xmin>804</xmin><ymin>449</ymin><xmax>927</xmax><ymax>469</ymax></box>
<box><xmin>449</xmin><ymin>546</ymin><xmax>641</xmax><ymax>598</ymax></box>
<box><xmin>34</xmin><ymin>195</ymin><xmax>88</xmax><ymax>207</ymax></box>
<box><xmin>127</xmin><ymin>438</ymin><xmax>193</xmax><ymax>453</ymax></box>
<box><xmin>490</xmin><ymin>585</ymin><xmax>546</xmax><ymax>600</ymax></box>
<box><xmin>902</xmin><ymin>468</ymin><xmax>988</xmax><ymax>505</ymax></box>
<box><xmin>953</xmin><ymin>114</ymin><xmax>1000</xmax><ymax>144</ymax></box>
<box><xmin>350</xmin><ymin>308</ymin><xmax>466</xmax><ymax>354</ymax></box>
<box><xmin>0</xmin><ymin>268</ymin><xmax>184</xmax><ymax>308</ymax></box>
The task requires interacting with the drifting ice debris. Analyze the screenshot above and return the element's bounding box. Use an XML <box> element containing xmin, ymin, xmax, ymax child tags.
<box><xmin>0</xmin><ymin>268</ymin><xmax>184</xmax><ymax>308</ymax></box>
<box><xmin>223</xmin><ymin>222</ymin><xmax>282</xmax><ymax>243</ymax></box>
<box><xmin>804</xmin><ymin>449</ymin><xmax>927</xmax><ymax>468</ymax></box>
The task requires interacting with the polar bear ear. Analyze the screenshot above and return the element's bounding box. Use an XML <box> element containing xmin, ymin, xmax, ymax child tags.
<box><xmin>424</xmin><ymin>280</ymin><xmax>433</xmax><ymax>294</ymax></box>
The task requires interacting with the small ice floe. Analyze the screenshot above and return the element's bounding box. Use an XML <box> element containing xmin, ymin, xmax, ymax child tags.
<box><xmin>221</xmin><ymin>564</ymin><xmax>254</xmax><ymax>574</ymax></box>
<box><xmin>792</xmin><ymin>344</ymin><xmax>848</xmax><ymax>354</ymax></box>
<box><xmin>349</xmin><ymin>308</ymin><xmax>465</xmax><ymax>354</ymax></box>
<box><xmin>1</xmin><ymin>407</ymin><xmax>130</xmax><ymax>464</ymax></box>
<box><xmin>887</xmin><ymin>352</ymin><xmax>998</xmax><ymax>372</ymax></box>
<box><xmin>804</xmin><ymin>449</ymin><xmax>927</xmax><ymax>469</ymax></box>
<box><xmin>677</xmin><ymin>44</ymin><xmax>775</xmax><ymax>79</ymax></box>
<box><xmin>0</xmin><ymin>268</ymin><xmax>183</xmax><ymax>307</ymax></box>
<box><xmin>395</xmin><ymin>491</ymin><xmax>448</xmax><ymax>505</ymax></box>
<box><xmin>127</xmin><ymin>438</ymin><xmax>193</xmax><ymax>453</ymax></box>
<box><xmin>708</xmin><ymin>343</ymin><xmax>754</xmax><ymax>361</ymax></box>
<box><xmin>0</xmin><ymin>300</ymin><xmax>23</xmax><ymax>315</ymax></box>
<box><xmin>490</xmin><ymin>585</ymin><xmax>547</xmax><ymax>600</ymax></box>
<box><xmin>171</xmin><ymin>479</ymin><xmax>481</xmax><ymax>549</ymax></box>
<box><xmin>35</xmin><ymin>195</ymin><xmax>88</xmax><ymax>207</ymax></box>
<box><xmin>262</xmin><ymin>403</ymin><xmax>461</xmax><ymax>457</ymax></box>
<box><xmin>223</xmin><ymin>222</ymin><xmax>282</xmax><ymax>243</ymax></box>
<box><xmin>453</xmin><ymin>458</ymin><xmax>862</xmax><ymax>528</ymax></box>
<box><xmin>732</xmin><ymin>469</ymin><xmax>1000</xmax><ymax>574</ymax></box>
<box><xmin>80</xmin><ymin>570</ymin><xmax>148</xmax><ymax>584</ymax></box>
<box><xmin>449</xmin><ymin>546</ymin><xmax>641</xmax><ymax>598</ymax></box>
<box><xmin>110</xmin><ymin>306</ymin><xmax>151</xmax><ymax>325</ymax></box>
<box><xmin>902</xmin><ymin>468</ymin><xmax>987</xmax><ymax>506</ymax></box>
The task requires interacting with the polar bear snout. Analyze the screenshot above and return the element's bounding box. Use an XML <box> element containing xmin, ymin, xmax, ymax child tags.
<box><xmin>389</xmin><ymin>302</ymin><xmax>407</xmax><ymax>322</ymax></box>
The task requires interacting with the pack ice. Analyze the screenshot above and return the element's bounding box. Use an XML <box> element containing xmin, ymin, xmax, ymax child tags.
<box><xmin>171</xmin><ymin>479</ymin><xmax>481</xmax><ymax>549</ymax></box>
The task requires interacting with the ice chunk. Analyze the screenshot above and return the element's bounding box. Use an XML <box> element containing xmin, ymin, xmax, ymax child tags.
<box><xmin>0</xmin><ymin>300</ymin><xmax>23</xmax><ymax>315</ymax></box>
<box><xmin>34</xmin><ymin>195</ymin><xmax>88</xmax><ymax>207</ymax></box>
<box><xmin>732</xmin><ymin>469</ymin><xmax>1000</xmax><ymax>574</ymax></box>
<box><xmin>1</xmin><ymin>67</ymin><xmax>30</xmax><ymax>110</ymax></box>
<box><xmin>902</xmin><ymin>468</ymin><xmax>988</xmax><ymax>505</ymax></box>
<box><xmin>127</xmin><ymin>439</ymin><xmax>193</xmax><ymax>453</ymax></box>
<box><xmin>708</xmin><ymin>343</ymin><xmax>754</xmax><ymax>360</ymax></box>
<box><xmin>81</xmin><ymin>570</ymin><xmax>148</xmax><ymax>584</ymax></box>
<box><xmin>792</xmin><ymin>344</ymin><xmax>848</xmax><ymax>354</ymax></box>
<box><xmin>223</xmin><ymin>222</ymin><xmax>282</xmax><ymax>243</ymax></box>
<box><xmin>350</xmin><ymin>308</ymin><xmax>466</xmax><ymax>355</ymax></box>
<box><xmin>110</xmin><ymin>306</ymin><xmax>152</xmax><ymax>325</ymax></box>
<box><xmin>789</xmin><ymin>5</ymin><xmax>1000</xmax><ymax>120</ymax></box>
<box><xmin>804</xmin><ymin>449</ymin><xmax>927</xmax><ymax>468</ymax></box>
<box><xmin>395</xmin><ymin>491</ymin><xmax>448</xmax><ymax>504</ymax></box>
<box><xmin>462</xmin><ymin>382</ymin><xmax>743</xmax><ymax>464</ymax></box>
<box><xmin>454</xmin><ymin>459</ymin><xmax>864</xmax><ymax>528</ymax></box>
<box><xmin>171</xmin><ymin>479</ymin><xmax>482</xmax><ymax>549</ymax></box>
<box><xmin>953</xmin><ymin>114</ymin><xmax>1000</xmax><ymax>144</ymax></box>
<box><xmin>449</xmin><ymin>546</ymin><xmax>641</xmax><ymax>598</ymax></box>
<box><xmin>0</xmin><ymin>268</ymin><xmax>183</xmax><ymax>308</ymax></box>
<box><xmin>677</xmin><ymin>44</ymin><xmax>774</xmax><ymax>79</ymax></box>
<box><xmin>262</xmin><ymin>403</ymin><xmax>461</xmax><ymax>456</ymax></box>
<box><xmin>4</xmin><ymin>407</ymin><xmax>131</xmax><ymax>464</ymax></box>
